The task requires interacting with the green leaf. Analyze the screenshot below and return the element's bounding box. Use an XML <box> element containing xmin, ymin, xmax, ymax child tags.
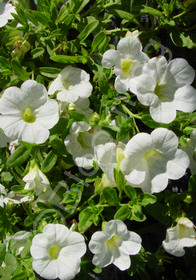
<box><xmin>131</xmin><ymin>204</ymin><xmax>146</xmax><ymax>222</ymax></box>
<box><xmin>108</xmin><ymin>9</ymin><xmax>139</xmax><ymax>24</ymax></box>
<box><xmin>77</xmin><ymin>20</ymin><xmax>99</xmax><ymax>42</ymax></box>
<box><xmin>6</xmin><ymin>145</ymin><xmax>31</xmax><ymax>168</ymax></box>
<box><xmin>0</xmin><ymin>244</ymin><xmax>6</xmax><ymax>266</ymax></box>
<box><xmin>141</xmin><ymin>114</ymin><xmax>161</xmax><ymax>128</ymax></box>
<box><xmin>39</xmin><ymin>67</ymin><xmax>61</xmax><ymax>78</ymax></box>
<box><xmin>140</xmin><ymin>193</ymin><xmax>157</xmax><ymax>206</ymax></box>
<box><xmin>140</xmin><ymin>5</ymin><xmax>163</xmax><ymax>17</ymax></box>
<box><xmin>12</xmin><ymin>266</ymin><xmax>27</xmax><ymax>280</ymax></box>
<box><xmin>12</xmin><ymin>60</ymin><xmax>30</xmax><ymax>81</ymax></box>
<box><xmin>31</xmin><ymin>48</ymin><xmax>45</xmax><ymax>59</ymax></box>
<box><xmin>91</xmin><ymin>31</ymin><xmax>107</xmax><ymax>52</ymax></box>
<box><xmin>124</xmin><ymin>185</ymin><xmax>137</xmax><ymax>202</ymax></box>
<box><xmin>41</xmin><ymin>150</ymin><xmax>58</xmax><ymax>173</ymax></box>
<box><xmin>69</xmin><ymin>111</ymin><xmax>88</xmax><ymax>122</ymax></box>
<box><xmin>114</xmin><ymin>205</ymin><xmax>131</xmax><ymax>221</ymax></box>
<box><xmin>50</xmin><ymin>55</ymin><xmax>87</xmax><ymax>64</ymax></box>
<box><xmin>4</xmin><ymin>252</ymin><xmax>17</xmax><ymax>270</ymax></box>
<box><xmin>102</xmin><ymin>187</ymin><xmax>119</xmax><ymax>206</ymax></box>
<box><xmin>25</xmin><ymin>10</ymin><xmax>51</xmax><ymax>26</ymax></box>
<box><xmin>114</xmin><ymin>168</ymin><xmax>126</xmax><ymax>194</ymax></box>
<box><xmin>78</xmin><ymin>207</ymin><xmax>95</xmax><ymax>231</ymax></box>
<box><xmin>49</xmin><ymin>135</ymin><xmax>67</xmax><ymax>156</ymax></box>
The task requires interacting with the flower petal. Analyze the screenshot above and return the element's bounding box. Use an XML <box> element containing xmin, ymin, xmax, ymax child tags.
<box><xmin>101</xmin><ymin>49</ymin><xmax>120</xmax><ymax>68</ymax></box>
<box><xmin>174</xmin><ymin>85</ymin><xmax>196</xmax><ymax>113</ymax></box>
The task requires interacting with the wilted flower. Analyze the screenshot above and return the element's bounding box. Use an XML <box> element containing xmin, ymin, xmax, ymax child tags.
<box><xmin>64</xmin><ymin>121</ymin><xmax>112</xmax><ymax>169</ymax></box>
<box><xmin>133</xmin><ymin>56</ymin><xmax>196</xmax><ymax>123</ymax></box>
<box><xmin>120</xmin><ymin>128</ymin><xmax>190</xmax><ymax>193</ymax></box>
<box><xmin>0</xmin><ymin>2</ymin><xmax>16</xmax><ymax>28</ymax></box>
<box><xmin>48</xmin><ymin>66</ymin><xmax>93</xmax><ymax>103</ymax></box>
<box><xmin>101</xmin><ymin>36</ymin><xmax>149</xmax><ymax>93</ymax></box>
<box><xmin>162</xmin><ymin>217</ymin><xmax>196</xmax><ymax>257</ymax></box>
<box><xmin>30</xmin><ymin>223</ymin><xmax>86</xmax><ymax>280</ymax></box>
<box><xmin>0</xmin><ymin>80</ymin><xmax>59</xmax><ymax>144</ymax></box>
<box><xmin>89</xmin><ymin>220</ymin><xmax>142</xmax><ymax>270</ymax></box>
<box><xmin>94</xmin><ymin>142</ymin><xmax>125</xmax><ymax>187</ymax></box>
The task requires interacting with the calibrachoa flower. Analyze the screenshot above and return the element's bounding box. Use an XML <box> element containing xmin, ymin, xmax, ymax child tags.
<box><xmin>64</xmin><ymin>121</ymin><xmax>112</xmax><ymax>169</ymax></box>
<box><xmin>23</xmin><ymin>161</ymin><xmax>50</xmax><ymax>196</ymax></box>
<box><xmin>30</xmin><ymin>223</ymin><xmax>86</xmax><ymax>280</ymax></box>
<box><xmin>101</xmin><ymin>36</ymin><xmax>149</xmax><ymax>93</ymax></box>
<box><xmin>120</xmin><ymin>128</ymin><xmax>190</xmax><ymax>193</ymax></box>
<box><xmin>0</xmin><ymin>2</ymin><xmax>16</xmax><ymax>28</ymax></box>
<box><xmin>48</xmin><ymin>66</ymin><xmax>93</xmax><ymax>103</ymax></box>
<box><xmin>89</xmin><ymin>220</ymin><xmax>142</xmax><ymax>270</ymax></box>
<box><xmin>4</xmin><ymin>231</ymin><xmax>31</xmax><ymax>254</ymax></box>
<box><xmin>162</xmin><ymin>217</ymin><xmax>196</xmax><ymax>257</ymax></box>
<box><xmin>0</xmin><ymin>80</ymin><xmax>59</xmax><ymax>144</ymax></box>
<box><xmin>184</xmin><ymin>129</ymin><xmax>196</xmax><ymax>175</ymax></box>
<box><xmin>94</xmin><ymin>142</ymin><xmax>125</xmax><ymax>187</ymax></box>
<box><xmin>133</xmin><ymin>56</ymin><xmax>196</xmax><ymax>123</ymax></box>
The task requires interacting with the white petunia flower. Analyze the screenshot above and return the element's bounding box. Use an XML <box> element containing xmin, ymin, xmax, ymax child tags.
<box><xmin>0</xmin><ymin>184</ymin><xmax>30</xmax><ymax>207</ymax></box>
<box><xmin>4</xmin><ymin>231</ymin><xmax>31</xmax><ymax>254</ymax></box>
<box><xmin>120</xmin><ymin>128</ymin><xmax>190</xmax><ymax>193</ymax></box>
<box><xmin>48</xmin><ymin>66</ymin><xmax>93</xmax><ymax>103</ymax></box>
<box><xmin>89</xmin><ymin>220</ymin><xmax>142</xmax><ymax>271</ymax></box>
<box><xmin>101</xmin><ymin>36</ymin><xmax>149</xmax><ymax>93</ymax></box>
<box><xmin>184</xmin><ymin>129</ymin><xmax>196</xmax><ymax>174</ymax></box>
<box><xmin>0</xmin><ymin>2</ymin><xmax>16</xmax><ymax>28</ymax></box>
<box><xmin>60</xmin><ymin>97</ymin><xmax>93</xmax><ymax>120</ymax></box>
<box><xmin>94</xmin><ymin>142</ymin><xmax>125</xmax><ymax>187</ymax></box>
<box><xmin>0</xmin><ymin>184</ymin><xmax>7</xmax><ymax>208</ymax></box>
<box><xmin>0</xmin><ymin>80</ymin><xmax>59</xmax><ymax>144</ymax></box>
<box><xmin>30</xmin><ymin>223</ymin><xmax>86</xmax><ymax>280</ymax></box>
<box><xmin>23</xmin><ymin>161</ymin><xmax>50</xmax><ymax>196</ymax></box>
<box><xmin>0</xmin><ymin>128</ymin><xmax>11</xmax><ymax>147</ymax></box>
<box><xmin>64</xmin><ymin>121</ymin><xmax>113</xmax><ymax>169</ymax></box>
<box><xmin>133</xmin><ymin>56</ymin><xmax>196</xmax><ymax>123</ymax></box>
<box><xmin>162</xmin><ymin>217</ymin><xmax>196</xmax><ymax>257</ymax></box>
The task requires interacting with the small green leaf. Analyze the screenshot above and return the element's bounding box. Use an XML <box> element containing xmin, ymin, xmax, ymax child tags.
<box><xmin>41</xmin><ymin>150</ymin><xmax>58</xmax><ymax>173</ymax></box>
<box><xmin>39</xmin><ymin>67</ymin><xmax>61</xmax><ymax>78</ymax></box>
<box><xmin>6</xmin><ymin>145</ymin><xmax>31</xmax><ymax>168</ymax></box>
<box><xmin>0</xmin><ymin>244</ymin><xmax>6</xmax><ymax>266</ymax></box>
<box><xmin>109</xmin><ymin>9</ymin><xmax>139</xmax><ymax>24</ymax></box>
<box><xmin>78</xmin><ymin>207</ymin><xmax>95</xmax><ymax>231</ymax></box>
<box><xmin>140</xmin><ymin>5</ymin><xmax>163</xmax><ymax>17</ymax></box>
<box><xmin>140</xmin><ymin>193</ymin><xmax>157</xmax><ymax>206</ymax></box>
<box><xmin>31</xmin><ymin>48</ymin><xmax>45</xmax><ymax>59</ymax></box>
<box><xmin>114</xmin><ymin>168</ymin><xmax>126</xmax><ymax>194</ymax></box>
<box><xmin>91</xmin><ymin>31</ymin><xmax>107</xmax><ymax>52</ymax></box>
<box><xmin>102</xmin><ymin>187</ymin><xmax>119</xmax><ymax>206</ymax></box>
<box><xmin>124</xmin><ymin>185</ymin><xmax>137</xmax><ymax>202</ymax></box>
<box><xmin>69</xmin><ymin>111</ymin><xmax>88</xmax><ymax>122</ymax></box>
<box><xmin>141</xmin><ymin>114</ymin><xmax>161</xmax><ymax>128</ymax></box>
<box><xmin>12</xmin><ymin>61</ymin><xmax>30</xmax><ymax>81</ymax></box>
<box><xmin>131</xmin><ymin>204</ymin><xmax>146</xmax><ymax>222</ymax></box>
<box><xmin>77</xmin><ymin>20</ymin><xmax>99</xmax><ymax>42</ymax></box>
<box><xmin>114</xmin><ymin>205</ymin><xmax>131</xmax><ymax>221</ymax></box>
<box><xmin>50</xmin><ymin>55</ymin><xmax>87</xmax><ymax>64</ymax></box>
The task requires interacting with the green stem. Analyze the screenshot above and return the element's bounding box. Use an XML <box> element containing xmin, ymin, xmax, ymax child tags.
<box><xmin>122</xmin><ymin>104</ymin><xmax>141</xmax><ymax>133</ymax></box>
<box><xmin>173</xmin><ymin>11</ymin><xmax>187</xmax><ymax>19</ymax></box>
<box><xmin>106</xmin><ymin>28</ymin><xmax>129</xmax><ymax>34</ymax></box>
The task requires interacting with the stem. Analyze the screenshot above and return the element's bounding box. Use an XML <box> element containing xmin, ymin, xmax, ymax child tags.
<box><xmin>121</xmin><ymin>105</ymin><xmax>141</xmax><ymax>120</ymax></box>
<box><xmin>173</xmin><ymin>11</ymin><xmax>187</xmax><ymax>19</ymax></box>
<box><xmin>106</xmin><ymin>28</ymin><xmax>129</xmax><ymax>34</ymax></box>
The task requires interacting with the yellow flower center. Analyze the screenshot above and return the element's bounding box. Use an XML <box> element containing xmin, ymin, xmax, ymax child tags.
<box><xmin>22</xmin><ymin>107</ymin><xmax>36</xmax><ymax>123</ymax></box>
<box><xmin>154</xmin><ymin>84</ymin><xmax>164</xmax><ymax>99</ymax></box>
<box><xmin>77</xmin><ymin>132</ymin><xmax>91</xmax><ymax>149</ymax></box>
<box><xmin>105</xmin><ymin>235</ymin><xmax>122</xmax><ymax>249</ymax></box>
<box><xmin>121</xmin><ymin>59</ymin><xmax>135</xmax><ymax>77</ymax></box>
<box><xmin>49</xmin><ymin>244</ymin><xmax>61</xmax><ymax>259</ymax></box>
<box><xmin>144</xmin><ymin>149</ymin><xmax>159</xmax><ymax>161</ymax></box>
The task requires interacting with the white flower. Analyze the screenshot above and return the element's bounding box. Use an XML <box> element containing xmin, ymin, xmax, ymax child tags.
<box><xmin>0</xmin><ymin>184</ymin><xmax>30</xmax><ymax>207</ymax></box>
<box><xmin>101</xmin><ymin>36</ymin><xmax>149</xmax><ymax>93</ymax></box>
<box><xmin>162</xmin><ymin>217</ymin><xmax>196</xmax><ymax>257</ymax></box>
<box><xmin>60</xmin><ymin>97</ymin><xmax>93</xmax><ymax>120</ymax></box>
<box><xmin>48</xmin><ymin>66</ymin><xmax>93</xmax><ymax>103</ymax></box>
<box><xmin>184</xmin><ymin>129</ymin><xmax>196</xmax><ymax>175</ymax></box>
<box><xmin>0</xmin><ymin>128</ymin><xmax>11</xmax><ymax>147</ymax></box>
<box><xmin>23</xmin><ymin>162</ymin><xmax>50</xmax><ymax>196</ymax></box>
<box><xmin>120</xmin><ymin>128</ymin><xmax>190</xmax><ymax>193</ymax></box>
<box><xmin>94</xmin><ymin>142</ymin><xmax>125</xmax><ymax>187</ymax></box>
<box><xmin>0</xmin><ymin>184</ymin><xmax>7</xmax><ymax>208</ymax></box>
<box><xmin>0</xmin><ymin>2</ymin><xmax>16</xmax><ymax>28</ymax></box>
<box><xmin>64</xmin><ymin>121</ymin><xmax>112</xmax><ymax>169</ymax></box>
<box><xmin>30</xmin><ymin>223</ymin><xmax>86</xmax><ymax>280</ymax></box>
<box><xmin>89</xmin><ymin>220</ymin><xmax>142</xmax><ymax>270</ymax></box>
<box><xmin>133</xmin><ymin>56</ymin><xmax>196</xmax><ymax>123</ymax></box>
<box><xmin>0</xmin><ymin>80</ymin><xmax>59</xmax><ymax>144</ymax></box>
<box><xmin>4</xmin><ymin>231</ymin><xmax>31</xmax><ymax>254</ymax></box>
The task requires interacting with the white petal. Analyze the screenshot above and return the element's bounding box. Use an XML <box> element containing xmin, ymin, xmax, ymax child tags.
<box><xmin>92</xmin><ymin>250</ymin><xmax>113</xmax><ymax>268</ymax></box>
<box><xmin>101</xmin><ymin>49</ymin><xmax>120</xmax><ymax>68</ymax></box>
<box><xmin>150</xmin><ymin>100</ymin><xmax>176</xmax><ymax>124</ymax></box>
<box><xmin>117</xmin><ymin>37</ymin><xmax>142</xmax><ymax>58</ymax></box>
<box><xmin>56</xmin><ymin>258</ymin><xmax>81</xmax><ymax>280</ymax></box>
<box><xmin>166</xmin><ymin>149</ymin><xmax>190</xmax><ymax>180</ymax></box>
<box><xmin>167</xmin><ymin>58</ymin><xmax>195</xmax><ymax>87</ymax></box>
<box><xmin>48</xmin><ymin>77</ymin><xmax>64</xmax><ymax>95</ymax></box>
<box><xmin>115</xmin><ymin>76</ymin><xmax>129</xmax><ymax>93</ymax></box>
<box><xmin>174</xmin><ymin>85</ymin><xmax>196</xmax><ymax>113</ymax></box>
<box><xmin>113</xmin><ymin>253</ymin><xmax>131</xmax><ymax>271</ymax></box>
<box><xmin>32</xmin><ymin>259</ymin><xmax>58</xmax><ymax>279</ymax></box>
<box><xmin>89</xmin><ymin>232</ymin><xmax>107</xmax><ymax>255</ymax></box>
<box><xmin>19</xmin><ymin>122</ymin><xmax>49</xmax><ymax>144</ymax></box>
<box><xmin>119</xmin><ymin>233</ymin><xmax>142</xmax><ymax>255</ymax></box>
<box><xmin>35</xmin><ymin>99</ymin><xmax>59</xmax><ymax>129</ymax></box>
